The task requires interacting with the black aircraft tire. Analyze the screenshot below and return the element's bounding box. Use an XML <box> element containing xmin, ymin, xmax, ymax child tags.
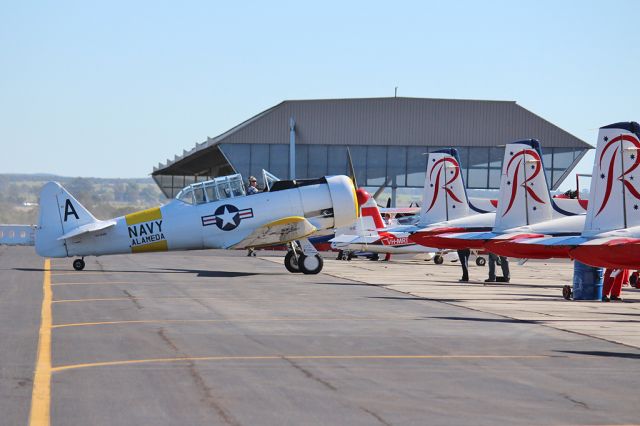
<box><xmin>476</xmin><ymin>256</ymin><xmax>487</xmax><ymax>267</ymax></box>
<box><xmin>433</xmin><ymin>255</ymin><xmax>444</xmax><ymax>265</ymax></box>
<box><xmin>284</xmin><ymin>251</ymin><xmax>301</xmax><ymax>273</ymax></box>
<box><xmin>73</xmin><ymin>258</ymin><xmax>85</xmax><ymax>271</ymax></box>
<box><xmin>299</xmin><ymin>254</ymin><xmax>323</xmax><ymax>275</ymax></box>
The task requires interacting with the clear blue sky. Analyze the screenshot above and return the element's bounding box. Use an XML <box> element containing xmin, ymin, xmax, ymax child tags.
<box><xmin>1</xmin><ymin>0</ymin><xmax>638</xmax><ymax>190</ymax></box>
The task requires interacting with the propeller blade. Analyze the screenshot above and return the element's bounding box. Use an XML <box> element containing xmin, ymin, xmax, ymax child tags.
<box><xmin>346</xmin><ymin>147</ymin><xmax>358</xmax><ymax>189</ymax></box>
<box><xmin>371</xmin><ymin>177</ymin><xmax>391</xmax><ymax>200</ymax></box>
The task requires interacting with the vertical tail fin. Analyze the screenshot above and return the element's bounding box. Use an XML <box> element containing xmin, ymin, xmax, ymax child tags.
<box><xmin>420</xmin><ymin>148</ymin><xmax>469</xmax><ymax>224</ymax></box>
<box><xmin>360</xmin><ymin>195</ymin><xmax>386</xmax><ymax>230</ymax></box>
<box><xmin>493</xmin><ymin>140</ymin><xmax>553</xmax><ymax>231</ymax></box>
<box><xmin>583</xmin><ymin>122</ymin><xmax>640</xmax><ymax>235</ymax></box>
<box><xmin>334</xmin><ymin>189</ymin><xmax>384</xmax><ymax>237</ymax></box>
<box><xmin>35</xmin><ymin>182</ymin><xmax>97</xmax><ymax>257</ymax></box>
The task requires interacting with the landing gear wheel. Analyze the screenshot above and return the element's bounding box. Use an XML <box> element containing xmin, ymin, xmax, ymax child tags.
<box><xmin>347</xmin><ymin>252</ymin><xmax>355</xmax><ymax>261</ymax></box>
<box><xmin>369</xmin><ymin>253</ymin><xmax>380</xmax><ymax>261</ymax></box>
<box><xmin>73</xmin><ymin>258</ymin><xmax>85</xmax><ymax>271</ymax></box>
<box><xmin>562</xmin><ymin>285</ymin><xmax>573</xmax><ymax>300</ymax></box>
<box><xmin>298</xmin><ymin>254</ymin><xmax>324</xmax><ymax>274</ymax></box>
<box><xmin>433</xmin><ymin>254</ymin><xmax>444</xmax><ymax>265</ymax></box>
<box><xmin>476</xmin><ymin>256</ymin><xmax>486</xmax><ymax>267</ymax></box>
<box><xmin>284</xmin><ymin>251</ymin><xmax>301</xmax><ymax>273</ymax></box>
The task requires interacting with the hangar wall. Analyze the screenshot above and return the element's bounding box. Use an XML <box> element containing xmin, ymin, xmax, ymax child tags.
<box><xmin>152</xmin><ymin>97</ymin><xmax>591</xmax><ymax>199</ymax></box>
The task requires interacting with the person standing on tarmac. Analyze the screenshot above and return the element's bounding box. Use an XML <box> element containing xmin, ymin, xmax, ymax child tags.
<box><xmin>485</xmin><ymin>253</ymin><xmax>510</xmax><ymax>283</ymax></box>
<box><xmin>602</xmin><ymin>268</ymin><xmax>628</xmax><ymax>302</ymax></box>
<box><xmin>457</xmin><ymin>249</ymin><xmax>471</xmax><ymax>282</ymax></box>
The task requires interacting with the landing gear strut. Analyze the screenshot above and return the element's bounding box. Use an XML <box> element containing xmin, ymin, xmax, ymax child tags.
<box><xmin>284</xmin><ymin>240</ymin><xmax>323</xmax><ymax>274</ymax></box>
<box><xmin>73</xmin><ymin>258</ymin><xmax>85</xmax><ymax>271</ymax></box>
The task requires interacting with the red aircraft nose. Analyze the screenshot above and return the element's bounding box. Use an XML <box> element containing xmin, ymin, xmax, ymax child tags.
<box><xmin>355</xmin><ymin>188</ymin><xmax>371</xmax><ymax>207</ymax></box>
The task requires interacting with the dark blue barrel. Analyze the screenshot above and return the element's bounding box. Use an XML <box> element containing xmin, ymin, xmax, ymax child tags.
<box><xmin>572</xmin><ymin>261</ymin><xmax>603</xmax><ymax>300</ymax></box>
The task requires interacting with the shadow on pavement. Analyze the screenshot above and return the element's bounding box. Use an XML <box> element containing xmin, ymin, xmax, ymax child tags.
<box><xmin>12</xmin><ymin>267</ymin><xmax>282</xmax><ymax>278</ymax></box>
<box><xmin>557</xmin><ymin>350</ymin><xmax>640</xmax><ymax>359</ymax></box>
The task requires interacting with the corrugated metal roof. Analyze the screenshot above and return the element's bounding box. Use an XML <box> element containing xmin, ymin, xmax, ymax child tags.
<box><xmin>153</xmin><ymin>97</ymin><xmax>590</xmax><ymax>172</ymax></box>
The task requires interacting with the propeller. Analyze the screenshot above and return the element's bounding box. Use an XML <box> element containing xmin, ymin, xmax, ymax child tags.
<box><xmin>346</xmin><ymin>147</ymin><xmax>358</xmax><ymax>189</ymax></box>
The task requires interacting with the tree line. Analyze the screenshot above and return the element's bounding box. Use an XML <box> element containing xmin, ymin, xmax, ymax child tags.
<box><xmin>0</xmin><ymin>174</ymin><xmax>167</xmax><ymax>224</ymax></box>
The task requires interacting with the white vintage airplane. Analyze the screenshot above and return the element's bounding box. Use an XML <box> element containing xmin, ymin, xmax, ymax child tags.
<box><xmin>34</xmin><ymin>173</ymin><xmax>358</xmax><ymax>274</ymax></box>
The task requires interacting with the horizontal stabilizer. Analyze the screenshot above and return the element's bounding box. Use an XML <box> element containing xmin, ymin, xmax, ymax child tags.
<box><xmin>57</xmin><ymin>220</ymin><xmax>116</xmax><ymax>241</ymax></box>
<box><xmin>329</xmin><ymin>234</ymin><xmax>380</xmax><ymax>245</ymax></box>
<box><xmin>379</xmin><ymin>207</ymin><xmax>420</xmax><ymax>215</ymax></box>
<box><xmin>227</xmin><ymin>216</ymin><xmax>316</xmax><ymax>249</ymax></box>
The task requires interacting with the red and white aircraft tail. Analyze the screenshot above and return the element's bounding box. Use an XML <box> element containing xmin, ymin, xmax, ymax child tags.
<box><xmin>493</xmin><ymin>140</ymin><xmax>553</xmax><ymax>232</ymax></box>
<box><xmin>583</xmin><ymin>122</ymin><xmax>640</xmax><ymax>236</ymax></box>
<box><xmin>566</xmin><ymin>122</ymin><xmax>640</xmax><ymax>269</ymax></box>
<box><xmin>419</xmin><ymin>149</ymin><xmax>470</xmax><ymax>224</ymax></box>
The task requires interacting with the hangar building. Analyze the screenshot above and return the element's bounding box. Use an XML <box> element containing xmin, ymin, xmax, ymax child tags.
<box><xmin>151</xmin><ymin>97</ymin><xmax>591</xmax><ymax>200</ymax></box>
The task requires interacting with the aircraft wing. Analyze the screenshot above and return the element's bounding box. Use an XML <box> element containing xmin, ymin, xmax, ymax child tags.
<box><xmin>226</xmin><ymin>216</ymin><xmax>317</xmax><ymax>249</ymax></box>
<box><xmin>57</xmin><ymin>220</ymin><xmax>117</xmax><ymax>241</ymax></box>
<box><xmin>329</xmin><ymin>234</ymin><xmax>381</xmax><ymax>245</ymax></box>
<box><xmin>379</xmin><ymin>207</ymin><xmax>420</xmax><ymax>215</ymax></box>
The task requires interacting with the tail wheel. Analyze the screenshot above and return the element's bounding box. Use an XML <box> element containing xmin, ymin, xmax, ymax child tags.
<box><xmin>299</xmin><ymin>254</ymin><xmax>324</xmax><ymax>274</ymax></box>
<box><xmin>284</xmin><ymin>251</ymin><xmax>301</xmax><ymax>273</ymax></box>
<box><xmin>476</xmin><ymin>257</ymin><xmax>486</xmax><ymax>267</ymax></box>
<box><xmin>433</xmin><ymin>255</ymin><xmax>444</xmax><ymax>265</ymax></box>
<box><xmin>73</xmin><ymin>258</ymin><xmax>85</xmax><ymax>271</ymax></box>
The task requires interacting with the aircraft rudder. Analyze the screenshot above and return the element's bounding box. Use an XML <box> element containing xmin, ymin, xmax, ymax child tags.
<box><xmin>35</xmin><ymin>181</ymin><xmax>98</xmax><ymax>257</ymax></box>
<box><xmin>493</xmin><ymin>140</ymin><xmax>553</xmax><ymax>231</ymax></box>
<box><xmin>584</xmin><ymin>121</ymin><xmax>640</xmax><ymax>234</ymax></box>
<box><xmin>420</xmin><ymin>149</ymin><xmax>470</xmax><ymax>224</ymax></box>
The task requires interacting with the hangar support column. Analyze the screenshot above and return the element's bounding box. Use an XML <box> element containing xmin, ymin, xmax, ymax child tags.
<box><xmin>289</xmin><ymin>117</ymin><xmax>296</xmax><ymax>180</ymax></box>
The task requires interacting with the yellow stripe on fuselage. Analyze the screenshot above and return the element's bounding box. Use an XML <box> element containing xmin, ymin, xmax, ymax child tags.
<box><xmin>131</xmin><ymin>240</ymin><xmax>168</xmax><ymax>253</ymax></box>
<box><xmin>125</xmin><ymin>207</ymin><xmax>162</xmax><ymax>226</ymax></box>
<box><xmin>265</xmin><ymin>216</ymin><xmax>306</xmax><ymax>227</ymax></box>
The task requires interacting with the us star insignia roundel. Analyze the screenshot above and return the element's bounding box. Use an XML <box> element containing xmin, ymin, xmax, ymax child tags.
<box><xmin>201</xmin><ymin>204</ymin><xmax>254</xmax><ymax>231</ymax></box>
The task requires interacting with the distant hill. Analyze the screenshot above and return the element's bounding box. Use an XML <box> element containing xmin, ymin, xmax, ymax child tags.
<box><xmin>0</xmin><ymin>174</ymin><xmax>167</xmax><ymax>224</ymax></box>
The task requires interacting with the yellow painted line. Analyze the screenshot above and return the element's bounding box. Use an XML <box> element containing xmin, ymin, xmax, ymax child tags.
<box><xmin>52</xmin><ymin>298</ymin><xmax>136</xmax><ymax>303</ymax></box>
<box><xmin>52</xmin><ymin>317</ymin><xmax>418</xmax><ymax>329</ymax></box>
<box><xmin>51</xmin><ymin>282</ymin><xmax>160</xmax><ymax>286</ymax></box>
<box><xmin>51</xmin><ymin>296</ymin><xmax>276</xmax><ymax>304</ymax></box>
<box><xmin>51</xmin><ymin>296</ymin><xmax>222</xmax><ymax>304</ymax></box>
<box><xmin>125</xmin><ymin>207</ymin><xmax>162</xmax><ymax>225</ymax></box>
<box><xmin>51</xmin><ymin>354</ymin><xmax>551</xmax><ymax>373</ymax></box>
<box><xmin>29</xmin><ymin>259</ymin><xmax>52</xmax><ymax>426</ymax></box>
<box><xmin>50</xmin><ymin>272</ymin><xmax>110</xmax><ymax>276</ymax></box>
